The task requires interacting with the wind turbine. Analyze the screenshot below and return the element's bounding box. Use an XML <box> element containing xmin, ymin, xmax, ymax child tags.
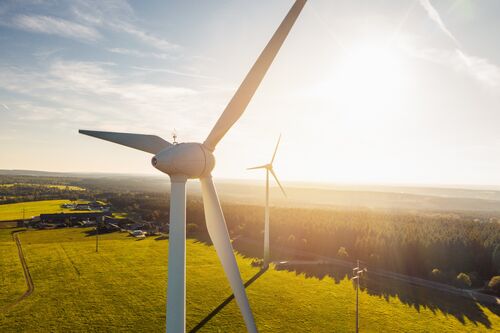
<box><xmin>248</xmin><ymin>135</ymin><xmax>286</xmax><ymax>268</ymax></box>
<box><xmin>78</xmin><ymin>1</ymin><xmax>307</xmax><ymax>332</ymax></box>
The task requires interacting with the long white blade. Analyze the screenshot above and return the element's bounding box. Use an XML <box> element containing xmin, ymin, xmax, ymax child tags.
<box><xmin>269</xmin><ymin>169</ymin><xmax>286</xmax><ymax>197</ymax></box>
<box><xmin>79</xmin><ymin>130</ymin><xmax>171</xmax><ymax>154</ymax></box>
<box><xmin>270</xmin><ymin>134</ymin><xmax>281</xmax><ymax>164</ymax></box>
<box><xmin>200</xmin><ymin>176</ymin><xmax>257</xmax><ymax>333</ymax></box>
<box><xmin>203</xmin><ymin>0</ymin><xmax>307</xmax><ymax>151</ymax></box>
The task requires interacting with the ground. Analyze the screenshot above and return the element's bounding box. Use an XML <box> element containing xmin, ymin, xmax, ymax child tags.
<box><xmin>0</xmin><ymin>199</ymin><xmax>97</xmax><ymax>221</ymax></box>
<box><xmin>0</xmin><ymin>227</ymin><xmax>498</xmax><ymax>332</ymax></box>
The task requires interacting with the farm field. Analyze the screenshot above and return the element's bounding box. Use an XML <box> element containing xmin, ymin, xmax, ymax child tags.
<box><xmin>0</xmin><ymin>183</ymin><xmax>85</xmax><ymax>191</ymax></box>
<box><xmin>0</xmin><ymin>200</ymin><xmax>97</xmax><ymax>221</ymax></box>
<box><xmin>0</xmin><ymin>227</ymin><xmax>25</xmax><ymax>309</ymax></box>
<box><xmin>0</xmin><ymin>228</ymin><xmax>498</xmax><ymax>332</ymax></box>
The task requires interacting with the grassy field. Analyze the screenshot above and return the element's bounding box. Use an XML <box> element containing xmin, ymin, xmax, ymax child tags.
<box><xmin>0</xmin><ymin>228</ymin><xmax>498</xmax><ymax>332</ymax></box>
<box><xmin>0</xmin><ymin>183</ymin><xmax>84</xmax><ymax>191</ymax></box>
<box><xmin>0</xmin><ymin>227</ymin><xmax>26</xmax><ymax>309</ymax></box>
<box><xmin>0</xmin><ymin>200</ymin><xmax>95</xmax><ymax>221</ymax></box>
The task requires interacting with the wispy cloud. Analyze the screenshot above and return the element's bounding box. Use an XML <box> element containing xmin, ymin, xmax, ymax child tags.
<box><xmin>2</xmin><ymin>0</ymin><xmax>179</xmax><ymax>53</ymax></box>
<box><xmin>417</xmin><ymin>0</ymin><xmax>500</xmax><ymax>87</ymax></box>
<box><xmin>131</xmin><ymin>66</ymin><xmax>214</xmax><ymax>80</ymax></box>
<box><xmin>71</xmin><ymin>1</ymin><xmax>180</xmax><ymax>51</ymax></box>
<box><xmin>107</xmin><ymin>21</ymin><xmax>179</xmax><ymax>51</ymax></box>
<box><xmin>418</xmin><ymin>0</ymin><xmax>458</xmax><ymax>45</ymax></box>
<box><xmin>11</xmin><ymin>15</ymin><xmax>101</xmax><ymax>41</ymax></box>
<box><xmin>107</xmin><ymin>47</ymin><xmax>173</xmax><ymax>60</ymax></box>
<box><xmin>0</xmin><ymin>60</ymin><xmax>219</xmax><ymax>134</ymax></box>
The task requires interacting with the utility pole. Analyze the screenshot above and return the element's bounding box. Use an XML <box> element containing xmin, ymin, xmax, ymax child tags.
<box><xmin>352</xmin><ymin>260</ymin><xmax>367</xmax><ymax>333</ymax></box>
<box><xmin>95</xmin><ymin>218</ymin><xmax>99</xmax><ymax>253</ymax></box>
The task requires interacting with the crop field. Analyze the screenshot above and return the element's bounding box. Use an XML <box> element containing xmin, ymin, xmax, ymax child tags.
<box><xmin>0</xmin><ymin>183</ymin><xmax>85</xmax><ymax>191</ymax></box>
<box><xmin>0</xmin><ymin>227</ymin><xmax>498</xmax><ymax>332</ymax></box>
<box><xmin>0</xmin><ymin>200</ymin><xmax>96</xmax><ymax>221</ymax></box>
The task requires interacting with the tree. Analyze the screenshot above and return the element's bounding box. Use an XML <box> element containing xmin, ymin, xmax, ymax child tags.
<box><xmin>455</xmin><ymin>273</ymin><xmax>472</xmax><ymax>289</ymax></box>
<box><xmin>493</xmin><ymin>244</ymin><xmax>500</xmax><ymax>274</ymax></box>
<box><xmin>430</xmin><ymin>268</ymin><xmax>445</xmax><ymax>283</ymax></box>
<box><xmin>488</xmin><ymin>276</ymin><xmax>500</xmax><ymax>294</ymax></box>
<box><xmin>337</xmin><ymin>246</ymin><xmax>349</xmax><ymax>259</ymax></box>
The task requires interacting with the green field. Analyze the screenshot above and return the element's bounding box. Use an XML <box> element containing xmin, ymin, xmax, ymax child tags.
<box><xmin>0</xmin><ymin>200</ymin><xmax>96</xmax><ymax>221</ymax></box>
<box><xmin>0</xmin><ymin>228</ymin><xmax>26</xmax><ymax>308</ymax></box>
<box><xmin>0</xmin><ymin>228</ymin><xmax>498</xmax><ymax>332</ymax></box>
<box><xmin>0</xmin><ymin>183</ymin><xmax>84</xmax><ymax>191</ymax></box>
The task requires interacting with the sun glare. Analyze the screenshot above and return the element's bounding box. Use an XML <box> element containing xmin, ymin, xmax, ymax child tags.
<box><xmin>335</xmin><ymin>42</ymin><xmax>407</xmax><ymax>111</ymax></box>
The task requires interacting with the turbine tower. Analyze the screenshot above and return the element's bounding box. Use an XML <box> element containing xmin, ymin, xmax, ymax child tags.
<box><xmin>248</xmin><ymin>135</ymin><xmax>286</xmax><ymax>268</ymax></box>
<box><xmin>78</xmin><ymin>1</ymin><xmax>307</xmax><ymax>332</ymax></box>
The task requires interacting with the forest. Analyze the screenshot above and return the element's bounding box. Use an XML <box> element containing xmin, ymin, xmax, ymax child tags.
<box><xmin>1</xmin><ymin>175</ymin><xmax>499</xmax><ymax>292</ymax></box>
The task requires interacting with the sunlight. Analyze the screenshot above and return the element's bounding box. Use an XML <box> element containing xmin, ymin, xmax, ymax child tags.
<box><xmin>335</xmin><ymin>41</ymin><xmax>407</xmax><ymax>113</ymax></box>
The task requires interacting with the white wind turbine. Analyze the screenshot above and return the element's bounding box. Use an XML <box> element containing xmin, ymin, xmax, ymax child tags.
<box><xmin>78</xmin><ymin>1</ymin><xmax>307</xmax><ymax>332</ymax></box>
<box><xmin>248</xmin><ymin>135</ymin><xmax>286</xmax><ymax>268</ymax></box>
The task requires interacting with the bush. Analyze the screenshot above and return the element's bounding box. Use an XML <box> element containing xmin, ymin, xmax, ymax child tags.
<box><xmin>455</xmin><ymin>273</ymin><xmax>472</xmax><ymax>289</ymax></box>
<box><xmin>430</xmin><ymin>268</ymin><xmax>445</xmax><ymax>283</ymax></box>
<box><xmin>488</xmin><ymin>276</ymin><xmax>500</xmax><ymax>294</ymax></box>
<box><xmin>186</xmin><ymin>223</ymin><xmax>198</xmax><ymax>235</ymax></box>
<box><xmin>337</xmin><ymin>246</ymin><xmax>349</xmax><ymax>259</ymax></box>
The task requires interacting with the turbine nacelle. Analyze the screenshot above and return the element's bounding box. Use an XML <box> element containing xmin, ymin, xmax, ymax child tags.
<box><xmin>152</xmin><ymin>142</ymin><xmax>215</xmax><ymax>179</ymax></box>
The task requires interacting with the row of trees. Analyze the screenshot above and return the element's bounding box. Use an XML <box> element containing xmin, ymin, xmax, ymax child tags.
<box><xmin>99</xmin><ymin>191</ymin><xmax>500</xmax><ymax>288</ymax></box>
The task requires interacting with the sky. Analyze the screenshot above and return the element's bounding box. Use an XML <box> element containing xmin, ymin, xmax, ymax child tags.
<box><xmin>0</xmin><ymin>0</ymin><xmax>500</xmax><ymax>186</ymax></box>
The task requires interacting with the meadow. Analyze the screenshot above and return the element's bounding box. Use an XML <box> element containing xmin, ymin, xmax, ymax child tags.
<box><xmin>0</xmin><ymin>227</ymin><xmax>498</xmax><ymax>332</ymax></box>
<box><xmin>0</xmin><ymin>183</ymin><xmax>84</xmax><ymax>191</ymax></box>
<box><xmin>0</xmin><ymin>199</ymin><xmax>95</xmax><ymax>221</ymax></box>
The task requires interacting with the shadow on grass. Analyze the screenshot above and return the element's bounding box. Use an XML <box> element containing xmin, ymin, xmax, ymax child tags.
<box><xmin>227</xmin><ymin>236</ymin><xmax>499</xmax><ymax>329</ymax></box>
<box><xmin>189</xmin><ymin>267</ymin><xmax>268</xmax><ymax>333</ymax></box>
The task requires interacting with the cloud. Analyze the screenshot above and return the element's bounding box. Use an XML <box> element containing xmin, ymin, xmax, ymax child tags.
<box><xmin>406</xmin><ymin>47</ymin><xmax>500</xmax><ymax>87</ymax></box>
<box><xmin>11</xmin><ymin>15</ymin><xmax>101</xmax><ymax>41</ymax></box>
<box><xmin>71</xmin><ymin>1</ymin><xmax>179</xmax><ymax>51</ymax></box>
<box><xmin>107</xmin><ymin>21</ymin><xmax>179</xmax><ymax>51</ymax></box>
<box><xmin>1</xmin><ymin>103</ymin><xmax>10</xmax><ymax>111</ymax></box>
<box><xmin>0</xmin><ymin>60</ymin><xmax>220</xmax><ymax>135</ymax></box>
<box><xmin>417</xmin><ymin>0</ymin><xmax>500</xmax><ymax>87</ymax></box>
<box><xmin>107</xmin><ymin>47</ymin><xmax>172</xmax><ymax>60</ymax></box>
<box><xmin>418</xmin><ymin>0</ymin><xmax>458</xmax><ymax>45</ymax></box>
<box><xmin>131</xmin><ymin>66</ymin><xmax>214</xmax><ymax>80</ymax></box>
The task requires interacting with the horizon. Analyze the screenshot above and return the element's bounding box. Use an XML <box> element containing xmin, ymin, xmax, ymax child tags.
<box><xmin>6</xmin><ymin>168</ymin><xmax>500</xmax><ymax>192</ymax></box>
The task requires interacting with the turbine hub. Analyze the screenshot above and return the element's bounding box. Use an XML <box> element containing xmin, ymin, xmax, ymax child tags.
<box><xmin>152</xmin><ymin>142</ymin><xmax>215</xmax><ymax>179</ymax></box>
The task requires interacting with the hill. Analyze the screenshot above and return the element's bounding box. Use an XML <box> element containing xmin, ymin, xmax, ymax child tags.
<box><xmin>0</xmin><ymin>228</ymin><xmax>498</xmax><ymax>332</ymax></box>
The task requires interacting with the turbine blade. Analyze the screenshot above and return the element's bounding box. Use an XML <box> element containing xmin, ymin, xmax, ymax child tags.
<box><xmin>270</xmin><ymin>134</ymin><xmax>282</xmax><ymax>164</ymax></box>
<box><xmin>200</xmin><ymin>177</ymin><xmax>258</xmax><ymax>333</ymax></box>
<box><xmin>270</xmin><ymin>169</ymin><xmax>287</xmax><ymax>197</ymax></box>
<box><xmin>203</xmin><ymin>0</ymin><xmax>307</xmax><ymax>151</ymax></box>
<box><xmin>79</xmin><ymin>130</ymin><xmax>171</xmax><ymax>154</ymax></box>
<box><xmin>247</xmin><ymin>164</ymin><xmax>268</xmax><ymax>170</ymax></box>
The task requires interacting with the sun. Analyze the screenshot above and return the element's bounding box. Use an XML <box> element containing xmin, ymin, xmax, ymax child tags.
<box><xmin>334</xmin><ymin>41</ymin><xmax>407</xmax><ymax>111</ymax></box>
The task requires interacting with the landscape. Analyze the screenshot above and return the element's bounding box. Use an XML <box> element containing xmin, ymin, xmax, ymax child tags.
<box><xmin>1</xmin><ymin>0</ymin><xmax>500</xmax><ymax>332</ymax></box>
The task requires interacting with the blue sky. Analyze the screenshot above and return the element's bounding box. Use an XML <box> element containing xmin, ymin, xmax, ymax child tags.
<box><xmin>1</xmin><ymin>0</ymin><xmax>500</xmax><ymax>186</ymax></box>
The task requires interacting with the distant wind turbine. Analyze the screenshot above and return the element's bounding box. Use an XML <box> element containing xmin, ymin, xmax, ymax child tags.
<box><xmin>78</xmin><ymin>1</ymin><xmax>307</xmax><ymax>332</ymax></box>
<box><xmin>248</xmin><ymin>135</ymin><xmax>287</xmax><ymax>268</ymax></box>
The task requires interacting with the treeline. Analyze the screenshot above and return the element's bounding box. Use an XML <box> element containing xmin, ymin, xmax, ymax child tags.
<box><xmin>97</xmin><ymin>191</ymin><xmax>500</xmax><ymax>288</ymax></box>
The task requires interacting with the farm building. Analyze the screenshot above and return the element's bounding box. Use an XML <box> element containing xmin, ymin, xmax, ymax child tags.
<box><xmin>39</xmin><ymin>212</ymin><xmax>110</xmax><ymax>225</ymax></box>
